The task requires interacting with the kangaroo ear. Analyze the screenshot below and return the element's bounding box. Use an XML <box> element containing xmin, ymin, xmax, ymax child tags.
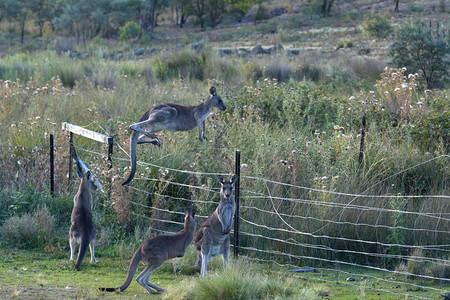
<box><xmin>86</xmin><ymin>171</ymin><xmax>92</xmax><ymax>180</ymax></box>
<box><xmin>217</xmin><ymin>175</ymin><xmax>225</xmax><ymax>184</ymax></box>
<box><xmin>209</xmin><ymin>86</ymin><xmax>216</xmax><ymax>96</ymax></box>
<box><xmin>231</xmin><ymin>174</ymin><xmax>239</xmax><ymax>185</ymax></box>
<box><xmin>76</xmin><ymin>160</ymin><xmax>84</xmax><ymax>179</ymax></box>
<box><xmin>185</xmin><ymin>207</ymin><xmax>191</xmax><ymax>216</ymax></box>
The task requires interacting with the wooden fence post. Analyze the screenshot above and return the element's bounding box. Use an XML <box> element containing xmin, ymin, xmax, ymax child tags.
<box><xmin>234</xmin><ymin>150</ymin><xmax>241</xmax><ymax>257</ymax></box>
<box><xmin>50</xmin><ymin>134</ymin><xmax>55</xmax><ymax>196</ymax></box>
<box><xmin>68</xmin><ymin>132</ymin><xmax>74</xmax><ymax>188</ymax></box>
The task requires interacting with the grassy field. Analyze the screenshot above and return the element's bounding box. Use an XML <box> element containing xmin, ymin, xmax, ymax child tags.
<box><xmin>1</xmin><ymin>248</ymin><xmax>447</xmax><ymax>299</ymax></box>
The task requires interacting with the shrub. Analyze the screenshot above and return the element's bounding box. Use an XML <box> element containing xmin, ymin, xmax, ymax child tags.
<box><xmin>293</xmin><ymin>64</ymin><xmax>325</xmax><ymax>82</ymax></box>
<box><xmin>411</xmin><ymin>91</ymin><xmax>450</xmax><ymax>152</ymax></box>
<box><xmin>357</xmin><ymin>47</ymin><xmax>371</xmax><ymax>55</ymax></box>
<box><xmin>402</xmin><ymin>249</ymin><xmax>450</xmax><ymax>280</ymax></box>
<box><xmin>264</xmin><ymin>60</ymin><xmax>293</xmax><ymax>82</ymax></box>
<box><xmin>0</xmin><ymin>205</ymin><xmax>56</xmax><ymax>249</ymax></box>
<box><xmin>91</xmin><ymin>66</ymin><xmax>118</xmax><ymax>88</ymax></box>
<box><xmin>301</xmin><ymin>0</ymin><xmax>322</xmax><ymax>20</ymax></box>
<box><xmin>256</xmin><ymin>19</ymin><xmax>280</xmax><ymax>34</ymax></box>
<box><xmin>390</xmin><ymin>22</ymin><xmax>449</xmax><ymax>89</ymax></box>
<box><xmin>119</xmin><ymin>21</ymin><xmax>141</xmax><ymax>41</ymax></box>
<box><xmin>162</xmin><ymin>259</ymin><xmax>299</xmax><ymax>300</ymax></box>
<box><xmin>375</xmin><ymin>67</ymin><xmax>422</xmax><ymax>122</ymax></box>
<box><xmin>155</xmin><ymin>51</ymin><xmax>207</xmax><ymax>81</ymax></box>
<box><xmin>362</xmin><ymin>12</ymin><xmax>392</xmax><ymax>38</ymax></box>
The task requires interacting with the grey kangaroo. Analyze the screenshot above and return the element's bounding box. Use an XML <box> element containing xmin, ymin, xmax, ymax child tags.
<box><xmin>99</xmin><ymin>207</ymin><xmax>198</xmax><ymax>294</ymax></box>
<box><xmin>69</xmin><ymin>157</ymin><xmax>98</xmax><ymax>270</ymax></box>
<box><xmin>122</xmin><ymin>86</ymin><xmax>226</xmax><ymax>185</ymax></box>
<box><xmin>195</xmin><ymin>175</ymin><xmax>238</xmax><ymax>276</ymax></box>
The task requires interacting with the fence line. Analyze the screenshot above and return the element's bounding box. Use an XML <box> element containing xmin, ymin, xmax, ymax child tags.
<box><xmin>240</xmin><ymin>216</ymin><xmax>449</xmax><ymax>251</ymax></box>
<box><xmin>240</xmin><ymin>246</ymin><xmax>449</xmax><ymax>283</ymax></box>
<box><xmin>241</xmin><ymin>195</ymin><xmax>449</xmax><ymax>220</ymax></box>
<box><xmin>128</xmin><ymin>185</ymin><xmax>217</xmax><ymax>205</ymax></box>
<box><xmin>239</xmin><ymin>230</ymin><xmax>448</xmax><ymax>265</ymax></box>
<box><xmin>1</xmin><ymin>136</ymin><xmax>449</xmax><ymax>299</ymax></box>
<box><xmin>241</xmin><ymin>205</ymin><xmax>449</xmax><ymax>234</ymax></box>
<box><xmin>241</xmin><ymin>256</ymin><xmax>440</xmax><ymax>299</ymax></box>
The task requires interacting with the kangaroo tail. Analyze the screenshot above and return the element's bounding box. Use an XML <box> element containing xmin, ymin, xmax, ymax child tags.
<box><xmin>75</xmin><ymin>236</ymin><xmax>90</xmax><ymax>271</ymax></box>
<box><xmin>99</xmin><ymin>246</ymin><xmax>142</xmax><ymax>292</ymax></box>
<box><xmin>122</xmin><ymin>130</ymin><xmax>139</xmax><ymax>186</ymax></box>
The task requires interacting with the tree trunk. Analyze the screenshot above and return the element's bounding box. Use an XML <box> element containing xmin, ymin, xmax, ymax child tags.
<box><xmin>180</xmin><ymin>7</ymin><xmax>186</xmax><ymax>28</ymax></box>
<box><xmin>20</xmin><ymin>12</ymin><xmax>27</xmax><ymax>44</ymax></box>
<box><xmin>394</xmin><ymin>0</ymin><xmax>399</xmax><ymax>12</ymax></box>
<box><xmin>327</xmin><ymin>0</ymin><xmax>335</xmax><ymax>16</ymax></box>
<box><xmin>144</xmin><ymin>0</ymin><xmax>156</xmax><ymax>34</ymax></box>
<box><xmin>21</xmin><ymin>18</ymin><xmax>25</xmax><ymax>44</ymax></box>
<box><xmin>322</xmin><ymin>0</ymin><xmax>335</xmax><ymax>16</ymax></box>
<box><xmin>38</xmin><ymin>20</ymin><xmax>44</xmax><ymax>37</ymax></box>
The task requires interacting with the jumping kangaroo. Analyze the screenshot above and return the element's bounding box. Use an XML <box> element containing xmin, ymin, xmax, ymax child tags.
<box><xmin>122</xmin><ymin>86</ymin><xmax>226</xmax><ymax>185</ymax></box>
<box><xmin>195</xmin><ymin>175</ymin><xmax>238</xmax><ymax>276</ymax></box>
<box><xmin>69</xmin><ymin>157</ymin><xmax>98</xmax><ymax>270</ymax></box>
<box><xmin>99</xmin><ymin>207</ymin><xmax>198</xmax><ymax>294</ymax></box>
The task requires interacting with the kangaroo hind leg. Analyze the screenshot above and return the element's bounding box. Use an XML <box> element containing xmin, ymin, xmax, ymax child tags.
<box><xmin>69</xmin><ymin>236</ymin><xmax>76</xmax><ymax>261</ymax></box>
<box><xmin>136</xmin><ymin>266</ymin><xmax>162</xmax><ymax>294</ymax></box>
<box><xmin>199</xmin><ymin>230</ymin><xmax>212</xmax><ymax>277</ymax></box>
<box><xmin>89</xmin><ymin>241</ymin><xmax>99</xmax><ymax>263</ymax></box>
<box><xmin>130</xmin><ymin>120</ymin><xmax>161</xmax><ymax>147</ymax></box>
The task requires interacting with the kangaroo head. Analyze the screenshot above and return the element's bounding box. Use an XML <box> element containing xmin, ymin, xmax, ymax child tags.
<box><xmin>184</xmin><ymin>207</ymin><xmax>198</xmax><ymax>230</ymax></box>
<box><xmin>209</xmin><ymin>86</ymin><xmax>226</xmax><ymax>111</ymax></box>
<box><xmin>76</xmin><ymin>162</ymin><xmax>97</xmax><ymax>191</ymax></box>
<box><xmin>217</xmin><ymin>175</ymin><xmax>238</xmax><ymax>199</ymax></box>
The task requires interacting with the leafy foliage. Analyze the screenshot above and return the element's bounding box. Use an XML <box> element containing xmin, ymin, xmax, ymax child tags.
<box><xmin>119</xmin><ymin>21</ymin><xmax>141</xmax><ymax>40</ymax></box>
<box><xmin>362</xmin><ymin>12</ymin><xmax>392</xmax><ymax>38</ymax></box>
<box><xmin>411</xmin><ymin>91</ymin><xmax>450</xmax><ymax>152</ymax></box>
<box><xmin>390</xmin><ymin>22</ymin><xmax>450</xmax><ymax>89</ymax></box>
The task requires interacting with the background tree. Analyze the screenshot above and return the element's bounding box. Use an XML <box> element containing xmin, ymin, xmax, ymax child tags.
<box><xmin>173</xmin><ymin>0</ymin><xmax>190</xmax><ymax>28</ymax></box>
<box><xmin>0</xmin><ymin>0</ymin><xmax>22</xmax><ymax>33</ymax></box>
<box><xmin>207</xmin><ymin>0</ymin><xmax>225</xmax><ymax>27</ymax></box>
<box><xmin>187</xmin><ymin>0</ymin><xmax>206</xmax><ymax>29</ymax></box>
<box><xmin>143</xmin><ymin>0</ymin><xmax>156</xmax><ymax>34</ymax></box>
<box><xmin>29</xmin><ymin>0</ymin><xmax>51</xmax><ymax>37</ymax></box>
<box><xmin>390</xmin><ymin>22</ymin><xmax>449</xmax><ymax>89</ymax></box>
<box><xmin>321</xmin><ymin>0</ymin><xmax>335</xmax><ymax>17</ymax></box>
<box><xmin>52</xmin><ymin>0</ymin><xmax>92</xmax><ymax>44</ymax></box>
<box><xmin>226</xmin><ymin>0</ymin><xmax>254</xmax><ymax>22</ymax></box>
<box><xmin>16</xmin><ymin>0</ymin><xmax>30</xmax><ymax>43</ymax></box>
<box><xmin>394</xmin><ymin>0</ymin><xmax>399</xmax><ymax>12</ymax></box>
<box><xmin>154</xmin><ymin>0</ymin><xmax>169</xmax><ymax>27</ymax></box>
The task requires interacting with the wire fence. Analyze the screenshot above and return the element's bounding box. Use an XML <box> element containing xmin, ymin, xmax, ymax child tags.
<box><xmin>0</xmin><ymin>122</ymin><xmax>449</xmax><ymax>299</ymax></box>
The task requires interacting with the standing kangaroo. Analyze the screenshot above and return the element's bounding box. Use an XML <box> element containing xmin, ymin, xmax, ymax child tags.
<box><xmin>195</xmin><ymin>175</ymin><xmax>238</xmax><ymax>276</ymax></box>
<box><xmin>69</xmin><ymin>159</ymin><xmax>98</xmax><ymax>270</ymax></box>
<box><xmin>122</xmin><ymin>86</ymin><xmax>226</xmax><ymax>185</ymax></box>
<box><xmin>99</xmin><ymin>207</ymin><xmax>198</xmax><ymax>294</ymax></box>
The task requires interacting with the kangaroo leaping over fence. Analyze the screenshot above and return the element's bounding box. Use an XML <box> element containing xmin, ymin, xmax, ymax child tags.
<box><xmin>99</xmin><ymin>207</ymin><xmax>198</xmax><ymax>294</ymax></box>
<box><xmin>122</xmin><ymin>86</ymin><xmax>226</xmax><ymax>186</ymax></box>
<box><xmin>195</xmin><ymin>175</ymin><xmax>238</xmax><ymax>276</ymax></box>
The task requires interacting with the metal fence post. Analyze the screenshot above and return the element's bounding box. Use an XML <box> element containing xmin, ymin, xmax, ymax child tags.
<box><xmin>234</xmin><ymin>150</ymin><xmax>241</xmax><ymax>257</ymax></box>
<box><xmin>50</xmin><ymin>134</ymin><xmax>55</xmax><ymax>196</ymax></box>
<box><xmin>359</xmin><ymin>115</ymin><xmax>366</xmax><ymax>168</ymax></box>
<box><xmin>107</xmin><ymin>137</ymin><xmax>113</xmax><ymax>170</ymax></box>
